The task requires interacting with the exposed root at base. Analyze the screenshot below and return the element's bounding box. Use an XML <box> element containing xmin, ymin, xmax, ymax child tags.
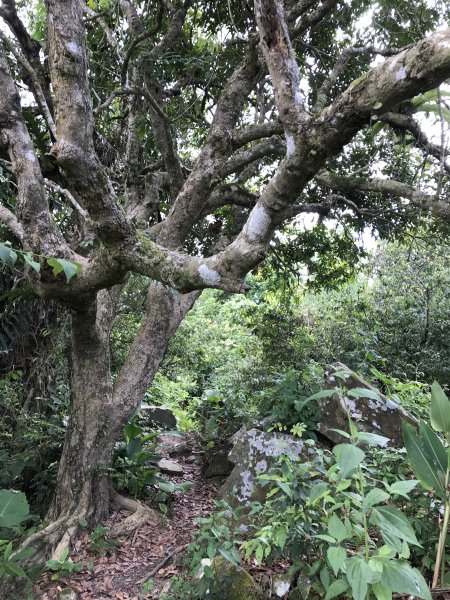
<box><xmin>110</xmin><ymin>489</ymin><xmax>162</xmax><ymax>536</ymax></box>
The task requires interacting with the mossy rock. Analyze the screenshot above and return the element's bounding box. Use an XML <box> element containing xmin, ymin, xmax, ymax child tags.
<box><xmin>208</xmin><ymin>557</ymin><xmax>262</xmax><ymax>600</ymax></box>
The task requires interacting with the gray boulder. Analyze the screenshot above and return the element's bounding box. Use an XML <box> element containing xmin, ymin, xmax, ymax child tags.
<box><xmin>219</xmin><ymin>427</ymin><xmax>306</xmax><ymax>507</ymax></box>
<box><xmin>140</xmin><ymin>404</ymin><xmax>177</xmax><ymax>428</ymax></box>
<box><xmin>203</xmin><ymin>445</ymin><xmax>234</xmax><ymax>478</ymax></box>
<box><xmin>317</xmin><ymin>362</ymin><xmax>417</xmax><ymax>447</ymax></box>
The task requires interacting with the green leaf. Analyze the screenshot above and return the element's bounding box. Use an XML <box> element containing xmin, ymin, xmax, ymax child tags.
<box><xmin>345</xmin><ymin>557</ymin><xmax>374</xmax><ymax>600</ymax></box>
<box><xmin>363</xmin><ymin>488</ymin><xmax>390</xmax><ymax>510</ymax></box>
<box><xmin>370</xmin><ymin>506</ymin><xmax>420</xmax><ymax>546</ymax></box>
<box><xmin>46</xmin><ymin>257</ymin><xmax>64</xmax><ymax>276</ymax></box>
<box><xmin>328</xmin><ymin>515</ymin><xmax>349</xmax><ymax>543</ymax></box>
<box><xmin>430</xmin><ymin>382</ymin><xmax>450</xmax><ymax>434</ymax></box>
<box><xmin>386</xmin><ymin>480</ymin><xmax>419</xmax><ymax>499</ymax></box>
<box><xmin>158</xmin><ymin>481</ymin><xmax>176</xmax><ymax>494</ymax></box>
<box><xmin>219</xmin><ymin>547</ymin><xmax>241</xmax><ymax>567</ymax></box>
<box><xmin>372</xmin><ymin>581</ymin><xmax>392</xmax><ymax>600</ymax></box>
<box><xmin>356</xmin><ymin>432</ymin><xmax>390</xmax><ymax>447</ymax></box>
<box><xmin>333</xmin><ymin>444</ymin><xmax>365</xmax><ymax>477</ymax></box>
<box><xmin>309</xmin><ymin>482</ymin><xmax>329</xmax><ymax>503</ymax></box>
<box><xmin>6</xmin><ymin>562</ymin><xmax>27</xmax><ymax>579</ymax></box>
<box><xmin>0</xmin><ymin>243</ymin><xmax>17</xmax><ymax>267</ymax></box>
<box><xmin>0</xmin><ymin>490</ymin><xmax>30</xmax><ymax>527</ymax></box>
<box><xmin>419</xmin><ymin>421</ymin><xmax>447</xmax><ymax>474</ymax></box>
<box><xmin>324</xmin><ymin>579</ymin><xmax>348</xmax><ymax>600</ymax></box>
<box><xmin>381</xmin><ymin>561</ymin><xmax>431</xmax><ymax>600</ymax></box>
<box><xmin>47</xmin><ymin>258</ymin><xmax>81</xmax><ymax>283</ymax></box>
<box><xmin>23</xmin><ymin>252</ymin><xmax>40</xmax><ymax>274</ymax></box>
<box><xmin>348</xmin><ymin>388</ymin><xmax>382</xmax><ymax>401</ymax></box>
<box><xmin>327</xmin><ymin>546</ymin><xmax>346</xmax><ymax>576</ymax></box>
<box><xmin>305</xmin><ymin>389</ymin><xmax>337</xmax><ymax>401</ymax></box>
<box><xmin>402</xmin><ymin>422</ymin><xmax>446</xmax><ymax>499</ymax></box>
<box><xmin>373</xmin><ymin>101</ymin><xmax>383</xmax><ymax>109</ymax></box>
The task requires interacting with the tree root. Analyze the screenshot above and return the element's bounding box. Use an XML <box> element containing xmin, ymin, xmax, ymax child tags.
<box><xmin>110</xmin><ymin>489</ymin><xmax>162</xmax><ymax>536</ymax></box>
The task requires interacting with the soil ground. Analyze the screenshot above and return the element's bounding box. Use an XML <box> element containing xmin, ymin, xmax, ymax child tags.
<box><xmin>34</xmin><ymin>436</ymin><xmax>218</xmax><ymax>600</ymax></box>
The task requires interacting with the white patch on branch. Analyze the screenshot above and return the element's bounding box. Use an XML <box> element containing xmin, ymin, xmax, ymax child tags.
<box><xmin>286</xmin><ymin>133</ymin><xmax>296</xmax><ymax>156</ymax></box>
<box><xmin>66</xmin><ymin>41</ymin><xmax>81</xmax><ymax>57</ymax></box>
<box><xmin>396</xmin><ymin>67</ymin><xmax>407</xmax><ymax>80</ymax></box>
<box><xmin>198</xmin><ymin>264</ymin><xmax>221</xmax><ymax>285</ymax></box>
<box><xmin>246</xmin><ymin>204</ymin><xmax>271</xmax><ymax>241</ymax></box>
<box><xmin>25</xmin><ymin>151</ymin><xmax>36</xmax><ymax>163</ymax></box>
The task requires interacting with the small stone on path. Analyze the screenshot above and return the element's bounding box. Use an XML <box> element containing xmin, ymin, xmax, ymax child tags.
<box><xmin>157</xmin><ymin>458</ymin><xmax>184</xmax><ymax>474</ymax></box>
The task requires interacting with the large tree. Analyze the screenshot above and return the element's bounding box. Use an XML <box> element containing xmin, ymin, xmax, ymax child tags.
<box><xmin>0</xmin><ymin>0</ymin><xmax>449</xmax><ymax>563</ymax></box>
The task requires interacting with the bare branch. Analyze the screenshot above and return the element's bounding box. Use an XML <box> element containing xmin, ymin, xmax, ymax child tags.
<box><xmin>0</xmin><ymin>202</ymin><xmax>24</xmax><ymax>240</ymax></box>
<box><xmin>0</xmin><ymin>0</ymin><xmax>52</xmax><ymax>110</ymax></box>
<box><xmin>232</xmin><ymin>119</ymin><xmax>284</xmax><ymax>149</ymax></box>
<box><xmin>0</xmin><ymin>30</ymin><xmax>57</xmax><ymax>139</ymax></box>
<box><xmin>380</xmin><ymin>111</ymin><xmax>450</xmax><ymax>175</ymax></box>
<box><xmin>314</xmin><ymin>44</ymin><xmax>413</xmax><ymax>113</ymax></box>
<box><xmin>0</xmin><ymin>42</ymin><xmax>66</xmax><ymax>254</ymax></box>
<box><xmin>81</xmin><ymin>1</ymin><xmax>120</xmax><ymax>54</ymax></box>
<box><xmin>291</xmin><ymin>0</ymin><xmax>340</xmax><ymax>38</ymax></box>
<box><xmin>316</xmin><ymin>171</ymin><xmax>450</xmax><ymax>223</ymax></box>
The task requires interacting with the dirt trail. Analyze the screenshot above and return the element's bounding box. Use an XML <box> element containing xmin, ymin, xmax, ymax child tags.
<box><xmin>34</xmin><ymin>437</ymin><xmax>218</xmax><ymax>600</ymax></box>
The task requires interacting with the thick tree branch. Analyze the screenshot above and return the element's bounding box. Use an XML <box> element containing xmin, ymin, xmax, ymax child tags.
<box><xmin>0</xmin><ymin>42</ymin><xmax>66</xmax><ymax>254</ymax></box>
<box><xmin>0</xmin><ymin>202</ymin><xmax>24</xmax><ymax>240</ymax></box>
<box><xmin>314</xmin><ymin>44</ymin><xmax>412</xmax><ymax>113</ymax></box>
<box><xmin>155</xmin><ymin>37</ymin><xmax>263</xmax><ymax>248</ymax></box>
<box><xmin>193</xmin><ymin>27</ymin><xmax>450</xmax><ymax>288</ymax></box>
<box><xmin>46</xmin><ymin>0</ymin><xmax>132</xmax><ymax>244</ymax></box>
<box><xmin>255</xmin><ymin>0</ymin><xmax>308</xmax><ymax>137</ymax></box>
<box><xmin>232</xmin><ymin>119</ymin><xmax>284</xmax><ymax>149</ymax></box>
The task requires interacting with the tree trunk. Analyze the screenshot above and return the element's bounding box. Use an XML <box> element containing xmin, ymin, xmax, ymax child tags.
<box><xmin>47</xmin><ymin>289</ymin><xmax>117</xmax><ymax>523</ymax></box>
<box><xmin>22</xmin><ymin>282</ymin><xmax>199</xmax><ymax>562</ymax></box>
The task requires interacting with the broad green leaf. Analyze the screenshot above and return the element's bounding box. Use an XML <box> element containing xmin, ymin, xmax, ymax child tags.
<box><xmin>333</xmin><ymin>444</ymin><xmax>365</xmax><ymax>477</ymax></box>
<box><xmin>345</xmin><ymin>557</ymin><xmax>376</xmax><ymax>600</ymax></box>
<box><xmin>356</xmin><ymin>432</ymin><xmax>390</xmax><ymax>447</ymax></box>
<box><xmin>309</xmin><ymin>482</ymin><xmax>329</xmax><ymax>503</ymax></box>
<box><xmin>46</xmin><ymin>257</ymin><xmax>64</xmax><ymax>276</ymax></box>
<box><xmin>328</xmin><ymin>428</ymin><xmax>351</xmax><ymax>439</ymax></box>
<box><xmin>381</xmin><ymin>531</ymin><xmax>402</xmax><ymax>554</ymax></box>
<box><xmin>386</xmin><ymin>480</ymin><xmax>419</xmax><ymax>499</ymax></box>
<box><xmin>305</xmin><ymin>389</ymin><xmax>337</xmax><ymax>401</ymax></box>
<box><xmin>328</xmin><ymin>515</ymin><xmax>348</xmax><ymax>543</ymax></box>
<box><xmin>402</xmin><ymin>422</ymin><xmax>445</xmax><ymax>499</ymax></box>
<box><xmin>348</xmin><ymin>388</ymin><xmax>382</xmax><ymax>402</ymax></box>
<box><xmin>325</xmin><ymin>579</ymin><xmax>348</xmax><ymax>600</ymax></box>
<box><xmin>430</xmin><ymin>382</ymin><xmax>450</xmax><ymax>434</ymax></box>
<box><xmin>370</xmin><ymin>506</ymin><xmax>420</xmax><ymax>546</ymax></box>
<box><xmin>219</xmin><ymin>547</ymin><xmax>240</xmax><ymax>567</ymax></box>
<box><xmin>0</xmin><ymin>490</ymin><xmax>30</xmax><ymax>527</ymax></box>
<box><xmin>372</xmin><ymin>581</ymin><xmax>392</xmax><ymax>600</ymax></box>
<box><xmin>158</xmin><ymin>481</ymin><xmax>175</xmax><ymax>493</ymax></box>
<box><xmin>314</xmin><ymin>534</ymin><xmax>337</xmax><ymax>543</ymax></box>
<box><xmin>46</xmin><ymin>258</ymin><xmax>81</xmax><ymax>283</ymax></box>
<box><xmin>23</xmin><ymin>252</ymin><xmax>40</xmax><ymax>274</ymax></box>
<box><xmin>327</xmin><ymin>546</ymin><xmax>346</xmax><ymax>576</ymax></box>
<box><xmin>0</xmin><ymin>243</ymin><xmax>17</xmax><ymax>267</ymax></box>
<box><xmin>419</xmin><ymin>421</ymin><xmax>447</xmax><ymax>474</ymax></box>
<box><xmin>381</xmin><ymin>561</ymin><xmax>431</xmax><ymax>600</ymax></box>
<box><xmin>363</xmin><ymin>488</ymin><xmax>390</xmax><ymax>510</ymax></box>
